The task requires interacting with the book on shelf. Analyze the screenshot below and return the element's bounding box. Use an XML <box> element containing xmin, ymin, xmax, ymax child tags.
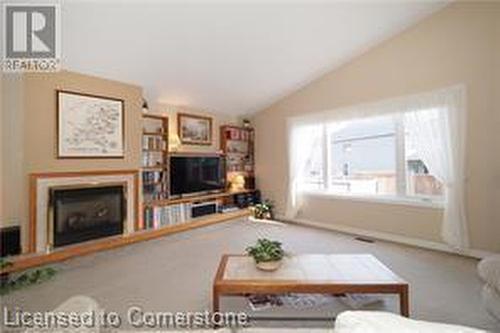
<box><xmin>142</xmin><ymin>135</ymin><xmax>167</xmax><ymax>150</ymax></box>
<box><xmin>142</xmin><ymin>153</ymin><xmax>165</xmax><ymax>168</ymax></box>
<box><xmin>142</xmin><ymin>170</ymin><xmax>168</xmax><ymax>201</ymax></box>
<box><xmin>142</xmin><ymin>170</ymin><xmax>166</xmax><ymax>183</ymax></box>
<box><xmin>224</xmin><ymin>127</ymin><xmax>253</xmax><ymax>141</ymax></box>
<box><xmin>143</xmin><ymin>203</ymin><xmax>193</xmax><ymax>230</ymax></box>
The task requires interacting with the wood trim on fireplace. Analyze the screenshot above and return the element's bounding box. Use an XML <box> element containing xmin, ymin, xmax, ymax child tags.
<box><xmin>29</xmin><ymin>174</ymin><xmax>38</xmax><ymax>253</ymax></box>
<box><xmin>28</xmin><ymin>170</ymin><xmax>140</xmax><ymax>253</ymax></box>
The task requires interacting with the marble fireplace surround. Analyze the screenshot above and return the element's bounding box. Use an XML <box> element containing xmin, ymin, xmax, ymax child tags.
<box><xmin>29</xmin><ymin>170</ymin><xmax>139</xmax><ymax>253</ymax></box>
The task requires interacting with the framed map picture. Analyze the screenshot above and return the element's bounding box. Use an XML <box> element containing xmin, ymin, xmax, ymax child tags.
<box><xmin>178</xmin><ymin>113</ymin><xmax>213</xmax><ymax>145</ymax></box>
<box><xmin>57</xmin><ymin>90</ymin><xmax>125</xmax><ymax>158</ymax></box>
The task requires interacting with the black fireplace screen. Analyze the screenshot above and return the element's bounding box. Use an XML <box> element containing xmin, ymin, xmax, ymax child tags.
<box><xmin>51</xmin><ymin>185</ymin><xmax>125</xmax><ymax>247</ymax></box>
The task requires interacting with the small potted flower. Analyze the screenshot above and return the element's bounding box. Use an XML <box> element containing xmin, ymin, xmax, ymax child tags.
<box><xmin>246</xmin><ymin>238</ymin><xmax>285</xmax><ymax>271</ymax></box>
<box><xmin>250</xmin><ymin>200</ymin><xmax>274</xmax><ymax>221</ymax></box>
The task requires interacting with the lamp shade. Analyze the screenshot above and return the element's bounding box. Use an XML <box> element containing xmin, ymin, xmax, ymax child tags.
<box><xmin>169</xmin><ymin>134</ymin><xmax>181</xmax><ymax>151</ymax></box>
<box><xmin>230</xmin><ymin>174</ymin><xmax>246</xmax><ymax>192</ymax></box>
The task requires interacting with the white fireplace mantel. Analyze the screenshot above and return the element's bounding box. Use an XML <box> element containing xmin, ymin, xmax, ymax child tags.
<box><xmin>30</xmin><ymin>171</ymin><xmax>138</xmax><ymax>253</ymax></box>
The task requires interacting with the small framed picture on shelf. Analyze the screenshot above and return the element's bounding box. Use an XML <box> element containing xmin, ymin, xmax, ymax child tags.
<box><xmin>178</xmin><ymin>113</ymin><xmax>212</xmax><ymax>145</ymax></box>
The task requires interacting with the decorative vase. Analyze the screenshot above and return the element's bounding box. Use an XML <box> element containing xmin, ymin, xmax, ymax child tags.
<box><xmin>256</xmin><ymin>260</ymin><xmax>282</xmax><ymax>272</ymax></box>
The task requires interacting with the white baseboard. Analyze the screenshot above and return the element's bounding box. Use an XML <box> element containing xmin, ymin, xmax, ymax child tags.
<box><xmin>248</xmin><ymin>216</ymin><xmax>287</xmax><ymax>226</ymax></box>
<box><xmin>277</xmin><ymin>215</ymin><xmax>496</xmax><ymax>259</ymax></box>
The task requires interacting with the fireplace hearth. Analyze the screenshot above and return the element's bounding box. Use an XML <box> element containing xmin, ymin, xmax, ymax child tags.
<box><xmin>49</xmin><ymin>185</ymin><xmax>126</xmax><ymax>248</ymax></box>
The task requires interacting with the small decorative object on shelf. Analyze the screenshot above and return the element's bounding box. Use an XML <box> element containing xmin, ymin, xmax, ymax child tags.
<box><xmin>250</xmin><ymin>199</ymin><xmax>274</xmax><ymax>220</ymax></box>
<box><xmin>246</xmin><ymin>238</ymin><xmax>285</xmax><ymax>272</ymax></box>
<box><xmin>142</xmin><ymin>99</ymin><xmax>149</xmax><ymax>113</ymax></box>
<box><xmin>243</xmin><ymin>119</ymin><xmax>251</xmax><ymax>128</ymax></box>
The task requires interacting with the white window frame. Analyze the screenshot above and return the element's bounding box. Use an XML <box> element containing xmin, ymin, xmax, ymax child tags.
<box><xmin>303</xmin><ymin>114</ymin><xmax>444</xmax><ymax>208</ymax></box>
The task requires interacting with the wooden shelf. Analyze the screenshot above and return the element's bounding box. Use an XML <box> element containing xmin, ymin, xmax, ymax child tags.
<box><xmin>170</xmin><ymin>151</ymin><xmax>225</xmax><ymax>157</ymax></box>
<box><xmin>143</xmin><ymin>181</ymin><xmax>165</xmax><ymax>186</ymax></box>
<box><xmin>221</xmin><ymin>125</ymin><xmax>253</xmax><ymax>131</ymax></box>
<box><xmin>224</xmin><ymin>138</ymin><xmax>252</xmax><ymax>143</ymax></box>
<box><xmin>142</xmin><ymin>113</ymin><xmax>168</xmax><ymax>120</ymax></box>
<box><xmin>142</xmin><ymin>165</ymin><xmax>168</xmax><ymax>170</ymax></box>
<box><xmin>143</xmin><ymin>131</ymin><xmax>167</xmax><ymax>136</ymax></box>
<box><xmin>142</xmin><ymin>148</ymin><xmax>167</xmax><ymax>152</ymax></box>
<box><xmin>1</xmin><ymin>209</ymin><xmax>250</xmax><ymax>274</ymax></box>
<box><xmin>145</xmin><ymin>190</ymin><xmax>252</xmax><ymax>207</ymax></box>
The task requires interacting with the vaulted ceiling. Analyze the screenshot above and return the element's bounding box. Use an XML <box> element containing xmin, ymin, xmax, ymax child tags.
<box><xmin>62</xmin><ymin>1</ymin><xmax>449</xmax><ymax>115</ymax></box>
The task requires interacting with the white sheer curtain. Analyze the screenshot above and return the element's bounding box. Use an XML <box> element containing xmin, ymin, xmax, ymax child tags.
<box><xmin>285</xmin><ymin>120</ymin><xmax>323</xmax><ymax>219</ymax></box>
<box><xmin>405</xmin><ymin>88</ymin><xmax>468</xmax><ymax>249</ymax></box>
<box><xmin>286</xmin><ymin>85</ymin><xmax>469</xmax><ymax>250</ymax></box>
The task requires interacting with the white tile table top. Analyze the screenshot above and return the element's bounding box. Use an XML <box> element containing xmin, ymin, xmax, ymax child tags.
<box><xmin>223</xmin><ymin>254</ymin><xmax>405</xmax><ymax>284</ymax></box>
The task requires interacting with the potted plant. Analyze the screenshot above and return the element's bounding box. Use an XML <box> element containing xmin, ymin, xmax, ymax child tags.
<box><xmin>246</xmin><ymin>238</ymin><xmax>285</xmax><ymax>271</ymax></box>
<box><xmin>250</xmin><ymin>200</ymin><xmax>274</xmax><ymax>220</ymax></box>
<box><xmin>0</xmin><ymin>258</ymin><xmax>57</xmax><ymax>295</ymax></box>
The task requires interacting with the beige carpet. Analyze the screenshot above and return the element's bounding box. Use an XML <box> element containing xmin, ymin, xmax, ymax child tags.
<box><xmin>1</xmin><ymin>218</ymin><xmax>499</xmax><ymax>331</ymax></box>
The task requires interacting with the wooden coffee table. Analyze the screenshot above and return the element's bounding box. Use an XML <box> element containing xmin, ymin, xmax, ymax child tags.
<box><xmin>213</xmin><ymin>254</ymin><xmax>409</xmax><ymax>317</ymax></box>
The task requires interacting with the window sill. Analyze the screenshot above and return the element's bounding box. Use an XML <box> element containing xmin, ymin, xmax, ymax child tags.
<box><xmin>303</xmin><ymin>190</ymin><xmax>444</xmax><ymax>209</ymax></box>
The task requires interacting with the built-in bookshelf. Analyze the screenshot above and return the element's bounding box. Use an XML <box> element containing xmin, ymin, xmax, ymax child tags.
<box><xmin>220</xmin><ymin>125</ymin><xmax>255</xmax><ymax>190</ymax></box>
<box><xmin>141</xmin><ymin>113</ymin><xmax>169</xmax><ymax>204</ymax></box>
<box><xmin>139</xmin><ymin>116</ymin><xmax>257</xmax><ymax>233</ymax></box>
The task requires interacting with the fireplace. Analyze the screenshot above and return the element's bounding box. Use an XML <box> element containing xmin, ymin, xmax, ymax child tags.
<box><xmin>49</xmin><ymin>184</ymin><xmax>126</xmax><ymax>248</ymax></box>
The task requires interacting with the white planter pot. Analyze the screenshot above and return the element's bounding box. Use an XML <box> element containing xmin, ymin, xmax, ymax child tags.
<box><xmin>256</xmin><ymin>260</ymin><xmax>282</xmax><ymax>272</ymax></box>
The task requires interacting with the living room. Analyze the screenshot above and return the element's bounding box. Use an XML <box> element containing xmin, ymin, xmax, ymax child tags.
<box><xmin>1</xmin><ymin>1</ymin><xmax>499</xmax><ymax>332</ymax></box>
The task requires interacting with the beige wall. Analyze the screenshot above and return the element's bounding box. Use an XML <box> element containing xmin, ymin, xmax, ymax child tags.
<box><xmin>494</xmin><ymin>4</ymin><xmax>500</xmax><ymax>251</ymax></box>
<box><xmin>150</xmin><ymin>103</ymin><xmax>240</xmax><ymax>154</ymax></box>
<box><xmin>0</xmin><ymin>72</ymin><xmax>3</xmax><ymax>225</ymax></box>
<box><xmin>252</xmin><ymin>2</ymin><xmax>500</xmax><ymax>252</ymax></box>
<box><xmin>1</xmin><ymin>70</ymin><xmax>143</xmax><ymax>251</ymax></box>
<box><xmin>1</xmin><ymin>74</ymin><xmax>25</xmax><ymax>229</ymax></box>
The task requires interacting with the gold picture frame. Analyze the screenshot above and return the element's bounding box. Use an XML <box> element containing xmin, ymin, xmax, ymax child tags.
<box><xmin>177</xmin><ymin>113</ymin><xmax>213</xmax><ymax>146</ymax></box>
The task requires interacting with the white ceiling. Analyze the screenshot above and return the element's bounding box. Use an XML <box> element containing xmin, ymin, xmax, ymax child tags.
<box><xmin>62</xmin><ymin>1</ymin><xmax>449</xmax><ymax>115</ymax></box>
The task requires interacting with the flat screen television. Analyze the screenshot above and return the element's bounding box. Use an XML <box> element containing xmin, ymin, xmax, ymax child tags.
<box><xmin>170</xmin><ymin>156</ymin><xmax>225</xmax><ymax>196</ymax></box>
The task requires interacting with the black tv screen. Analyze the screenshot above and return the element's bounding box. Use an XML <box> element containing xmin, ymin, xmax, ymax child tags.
<box><xmin>170</xmin><ymin>156</ymin><xmax>225</xmax><ymax>195</ymax></box>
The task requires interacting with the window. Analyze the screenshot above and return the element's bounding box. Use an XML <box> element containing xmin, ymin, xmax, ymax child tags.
<box><xmin>329</xmin><ymin>115</ymin><xmax>397</xmax><ymax>196</ymax></box>
<box><xmin>301</xmin><ymin>111</ymin><xmax>444</xmax><ymax>202</ymax></box>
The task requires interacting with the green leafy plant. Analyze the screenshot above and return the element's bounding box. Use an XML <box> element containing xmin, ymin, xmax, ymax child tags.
<box><xmin>0</xmin><ymin>258</ymin><xmax>12</xmax><ymax>270</ymax></box>
<box><xmin>246</xmin><ymin>238</ymin><xmax>285</xmax><ymax>263</ymax></box>
<box><xmin>251</xmin><ymin>200</ymin><xmax>274</xmax><ymax>220</ymax></box>
<box><xmin>0</xmin><ymin>258</ymin><xmax>57</xmax><ymax>295</ymax></box>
